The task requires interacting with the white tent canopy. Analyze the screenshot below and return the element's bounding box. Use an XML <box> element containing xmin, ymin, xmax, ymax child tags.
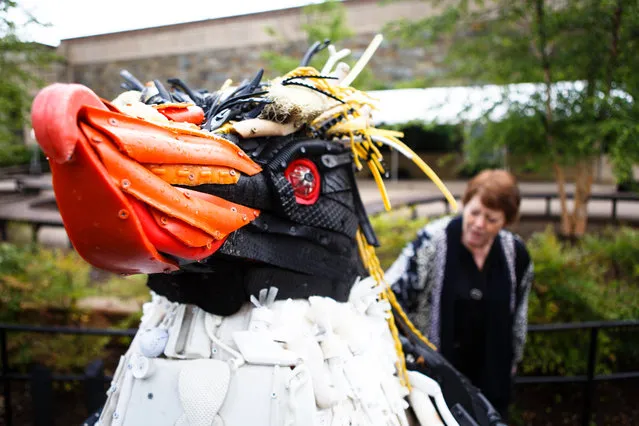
<box><xmin>367</xmin><ymin>81</ymin><xmax>632</xmax><ymax>125</ymax></box>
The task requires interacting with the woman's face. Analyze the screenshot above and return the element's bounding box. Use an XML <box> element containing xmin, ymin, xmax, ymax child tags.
<box><xmin>462</xmin><ymin>195</ymin><xmax>506</xmax><ymax>249</ymax></box>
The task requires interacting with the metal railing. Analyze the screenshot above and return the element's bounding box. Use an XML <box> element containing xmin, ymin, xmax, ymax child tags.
<box><xmin>0</xmin><ymin>324</ymin><xmax>135</xmax><ymax>426</ymax></box>
<box><xmin>367</xmin><ymin>191</ymin><xmax>639</xmax><ymax>223</ymax></box>
<box><xmin>1</xmin><ymin>321</ymin><xmax>638</xmax><ymax>426</ymax></box>
<box><xmin>1</xmin><ymin>190</ymin><xmax>637</xmax><ymax>245</ymax></box>
<box><xmin>518</xmin><ymin>320</ymin><xmax>639</xmax><ymax>426</ymax></box>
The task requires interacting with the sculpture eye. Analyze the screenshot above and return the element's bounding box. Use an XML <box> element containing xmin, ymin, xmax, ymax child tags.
<box><xmin>284</xmin><ymin>159</ymin><xmax>320</xmax><ymax>205</ymax></box>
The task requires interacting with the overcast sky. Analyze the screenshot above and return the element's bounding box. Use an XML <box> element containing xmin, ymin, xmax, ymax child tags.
<box><xmin>14</xmin><ymin>0</ymin><xmax>321</xmax><ymax>46</ymax></box>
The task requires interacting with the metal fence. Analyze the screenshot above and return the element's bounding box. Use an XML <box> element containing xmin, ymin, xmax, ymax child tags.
<box><xmin>518</xmin><ymin>320</ymin><xmax>639</xmax><ymax>426</ymax></box>
<box><xmin>0</xmin><ymin>190</ymin><xmax>637</xmax><ymax>424</ymax></box>
<box><xmin>1</xmin><ymin>320</ymin><xmax>638</xmax><ymax>426</ymax></box>
<box><xmin>367</xmin><ymin>191</ymin><xmax>639</xmax><ymax>223</ymax></box>
<box><xmin>0</xmin><ymin>324</ymin><xmax>135</xmax><ymax>426</ymax></box>
<box><xmin>2</xmin><ymin>190</ymin><xmax>639</xmax><ymax>245</ymax></box>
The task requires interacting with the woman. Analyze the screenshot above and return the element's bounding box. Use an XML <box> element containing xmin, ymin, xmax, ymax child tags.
<box><xmin>386</xmin><ymin>169</ymin><xmax>534</xmax><ymax>418</ymax></box>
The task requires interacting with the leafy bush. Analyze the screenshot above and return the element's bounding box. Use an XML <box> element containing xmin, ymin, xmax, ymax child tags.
<box><xmin>0</xmin><ymin>243</ymin><xmax>90</xmax><ymax>317</ymax></box>
<box><xmin>370</xmin><ymin>211</ymin><xmax>432</xmax><ymax>269</ymax></box>
<box><xmin>526</xmin><ymin>227</ymin><xmax>639</xmax><ymax>323</ymax></box>
<box><xmin>0</xmin><ymin>143</ymin><xmax>31</xmax><ymax>167</ymax></box>
<box><xmin>379</xmin><ymin>120</ymin><xmax>465</xmax><ymax>152</ymax></box>
<box><xmin>0</xmin><ymin>242</ymin><xmax>148</xmax><ymax>373</ymax></box>
<box><xmin>523</xmin><ymin>227</ymin><xmax>639</xmax><ymax>376</ymax></box>
<box><xmin>581</xmin><ymin>227</ymin><xmax>639</xmax><ymax>289</ymax></box>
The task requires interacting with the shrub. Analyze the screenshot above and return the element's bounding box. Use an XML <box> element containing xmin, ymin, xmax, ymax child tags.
<box><xmin>379</xmin><ymin>120</ymin><xmax>464</xmax><ymax>152</ymax></box>
<box><xmin>370</xmin><ymin>211</ymin><xmax>432</xmax><ymax>269</ymax></box>
<box><xmin>522</xmin><ymin>227</ymin><xmax>639</xmax><ymax>376</ymax></box>
<box><xmin>526</xmin><ymin>227</ymin><xmax>639</xmax><ymax>323</ymax></box>
<box><xmin>0</xmin><ymin>143</ymin><xmax>32</xmax><ymax>167</ymax></box>
<box><xmin>581</xmin><ymin>226</ymin><xmax>639</xmax><ymax>289</ymax></box>
<box><xmin>0</xmin><ymin>242</ymin><xmax>148</xmax><ymax>373</ymax></box>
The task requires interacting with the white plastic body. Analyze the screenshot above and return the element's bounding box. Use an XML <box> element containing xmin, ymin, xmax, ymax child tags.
<box><xmin>408</xmin><ymin>370</ymin><xmax>459</xmax><ymax>426</ymax></box>
<box><xmin>96</xmin><ymin>287</ymin><xmax>456</xmax><ymax>426</ymax></box>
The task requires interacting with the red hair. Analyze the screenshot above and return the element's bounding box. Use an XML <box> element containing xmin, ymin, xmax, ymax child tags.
<box><xmin>463</xmin><ymin>169</ymin><xmax>521</xmax><ymax>225</ymax></box>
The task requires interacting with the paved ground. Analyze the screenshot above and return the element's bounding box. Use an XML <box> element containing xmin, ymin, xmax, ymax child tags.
<box><xmin>0</xmin><ymin>174</ymin><xmax>636</xmax><ymax>247</ymax></box>
<box><xmin>0</xmin><ymin>174</ymin><xmax>58</xmax><ymax>224</ymax></box>
<box><xmin>358</xmin><ymin>179</ymin><xmax>639</xmax><ymax>221</ymax></box>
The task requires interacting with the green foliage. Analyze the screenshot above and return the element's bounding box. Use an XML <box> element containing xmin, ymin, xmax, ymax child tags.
<box><xmin>522</xmin><ymin>227</ymin><xmax>639</xmax><ymax>376</ymax></box>
<box><xmin>0</xmin><ymin>1</ymin><xmax>59</xmax><ymax>162</ymax></box>
<box><xmin>386</xmin><ymin>3</ymin><xmax>540</xmax><ymax>85</ymax></box>
<box><xmin>262</xmin><ymin>0</ymin><xmax>352</xmax><ymax>76</ymax></box>
<box><xmin>0</xmin><ymin>242</ymin><xmax>147</xmax><ymax>372</ymax></box>
<box><xmin>260</xmin><ymin>52</ymin><xmax>302</xmax><ymax>81</ymax></box>
<box><xmin>0</xmin><ymin>142</ymin><xmax>30</xmax><ymax>166</ymax></box>
<box><xmin>386</xmin><ymin>0</ymin><xmax>639</xmax><ymax>194</ymax></box>
<box><xmin>581</xmin><ymin>227</ymin><xmax>639</xmax><ymax>289</ymax></box>
<box><xmin>371</xmin><ymin>212</ymin><xmax>432</xmax><ymax>269</ymax></box>
<box><xmin>609</xmin><ymin>121</ymin><xmax>639</xmax><ymax>185</ymax></box>
<box><xmin>527</xmin><ymin>227</ymin><xmax>639</xmax><ymax>323</ymax></box>
<box><xmin>261</xmin><ymin>0</ymin><xmax>381</xmax><ymax>89</ymax></box>
<box><xmin>0</xmin><ymin>242</ymin><xmax>91</xmax><ymax>316</ymax></box>
<box><xmin>0</xmin><ymin>242</ymin><xmax>149</xmax><ymax>317</ymax></box>
<box><xmin>380</xmin><ymin>120</ymin><xmax>464</xmax><ymax>152</ymax></box>
<box><xmin>300</xmin><ymin>0</ymin><xmax>354</xmax><ymax>47</ymax></box>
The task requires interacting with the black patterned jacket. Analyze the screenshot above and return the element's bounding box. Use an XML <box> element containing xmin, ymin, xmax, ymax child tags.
<box><xmin>386</xmin><ymin>216</ymin><xmax>534</xmax><ymax>365</ymax></box>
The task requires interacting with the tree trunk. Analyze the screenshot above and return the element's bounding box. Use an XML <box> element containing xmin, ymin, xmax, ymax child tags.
<box><xmin>553</xmin><ymin>164</ymin><xmax>573</xmax><ymax>237</ymax></box>
<box><xmin>572</xmin><ymin>158</ymin><xmax>595</xmax><ymax>237</ymax></box>
<box><xmin>606</xmin><ymin>1</ymin><xmax>623</xmax><ymax>95</ymax></box>
<box><xmin>570</xmin><ymin>0</ymin><xmax>624</xmax><ymax>238</ymax></box>
<box><xmin>534</xmin><ymin>0</ymin><xmax>574</xmax><ymax>237</ymax></box>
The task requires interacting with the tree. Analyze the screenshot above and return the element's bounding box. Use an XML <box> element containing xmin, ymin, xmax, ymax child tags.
<box><xmin>261</xmin><ymin>0</ymin><xmax>382</xmax><ymax>90</ymax></box>
<box><xmin>0</xmin><ymin>0</ymin><xmax>58</xmax><ymax>151</ymax></box>
<box><xmin>387</xmin><ymin>0</ymin><xmax>639</xmax><ymax>238</ymax></box>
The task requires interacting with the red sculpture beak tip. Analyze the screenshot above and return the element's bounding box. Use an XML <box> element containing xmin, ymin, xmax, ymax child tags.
<box><xmin>31</xmin><ymin>83</ymin><xmax>107</xmax><ymax>164</ymax></box>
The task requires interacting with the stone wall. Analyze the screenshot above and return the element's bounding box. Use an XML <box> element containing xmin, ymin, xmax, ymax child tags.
<box><xmin>70</xmin><ymin>34</ymin><xmax>448</xmax><ymax>100</ymax></box>
<box><xmin>57</xmin><ymin>0</ymin><xmax>451</xmax><ymax>99</ymax></box>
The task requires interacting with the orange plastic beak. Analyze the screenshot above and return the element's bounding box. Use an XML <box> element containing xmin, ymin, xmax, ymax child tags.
<box><xmin>30</xmin><ymin>83</ymin><xmax>262</xmax><ymax>274</ymax></box>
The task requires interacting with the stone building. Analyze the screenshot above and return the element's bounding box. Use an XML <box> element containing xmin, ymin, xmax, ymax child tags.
<box><xmin>55</xmin><ymin>0</ymin><xmax>445</xmax><ymax>99</ymax></box>
<box><xmin>44</xmin><ymin>0</ymin><xmax>629</xmax><ymax>183</ymax></box>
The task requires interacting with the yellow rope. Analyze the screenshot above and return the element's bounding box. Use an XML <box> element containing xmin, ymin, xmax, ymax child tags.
<box><xmin>355</xmin><ymin>230</ymin><xmax>411</xmax><ymax>389</ymax></box>
<box><xmin>367</xmin><ymin>159</ymin><xmax>391</xmax><ymax>211</ymax></box>
<box><xmin>212</xmin><ymin>122</ymin><xmax>235</xmax><ymax>135</ymax></box>
<box><xmin>374</xmin><ymin>133</ymin><xmax>458</xmax><ymax>213</ymax></box>
<box><xmin>383</xmin><ymin>286</ymin><xmax>437</xmax><ymax>351</ymax></box>
<box><xmin>280</xmin><ymin>66</ymin><xmax>347</xmax><ymax>100</ymax></box>
<box><xmin>355</xmin><ymin>224</ymin><xmax>442</xmax><ymax>392</ymax></box>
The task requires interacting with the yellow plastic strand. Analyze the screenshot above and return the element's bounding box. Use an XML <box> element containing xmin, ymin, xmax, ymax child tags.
<box><xmin>212</xmin><ymin>122</ymin><xmax>235</xmax><ymax>135</ymax></box>
<box><xmin>370</xmin><ymin>152</ymin><xmax>386</xmax><ymax>174</ymax></box>
<box><xmin>383</xmin><ymin>286</ymin><xmax>437</xmax><ymax>351</ymax></box>
<box><xmin>370</xmin><ymin>128</ymin><xmax>404</xmax><ymax>139</ymax></box>
<box><xmin>383</xmin><ymin>136</ymin><xmax>458</xmax><ymax>212</ymax></box>
<box><xmin>345</xmin><ymin>128</ymin><xmax>392</xmax><ymax>211</ymax></box>
<box><xmin>280</xmin><ymin>66</ymin><xmax>346</xmax><ymax>101</ymax></box>
<box><xmin>364</xmin><ymin>135</ymin><xmax>385</xmax><ymax>163</ymax></box>
<box><xmin>368</xmin><ymin>160</ymin><xmax>391</xmax><ymax>211</ymax></box>
<box><xmin>355</xmin><ymin>226</ymin><xmax>442</xmax><ymax>392</ymax></box>
<box><xmin>366</xmin><ymin>127</ymin><xmax>457</xmax><ymax>214</ymax></box>
<box><xmin>219</xmin><ymin>79</ymin><xmax>233</xmax><ymax>91</ymax></box>
<box><xmin>355</xmin><ymin>230</ymin><xmax>410</xmax><ymax>389</ymax></box>
<box><xmin>352</xmin><ymin>150</ymin><xmax>363</xmax><ymax>171</ymax></box>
